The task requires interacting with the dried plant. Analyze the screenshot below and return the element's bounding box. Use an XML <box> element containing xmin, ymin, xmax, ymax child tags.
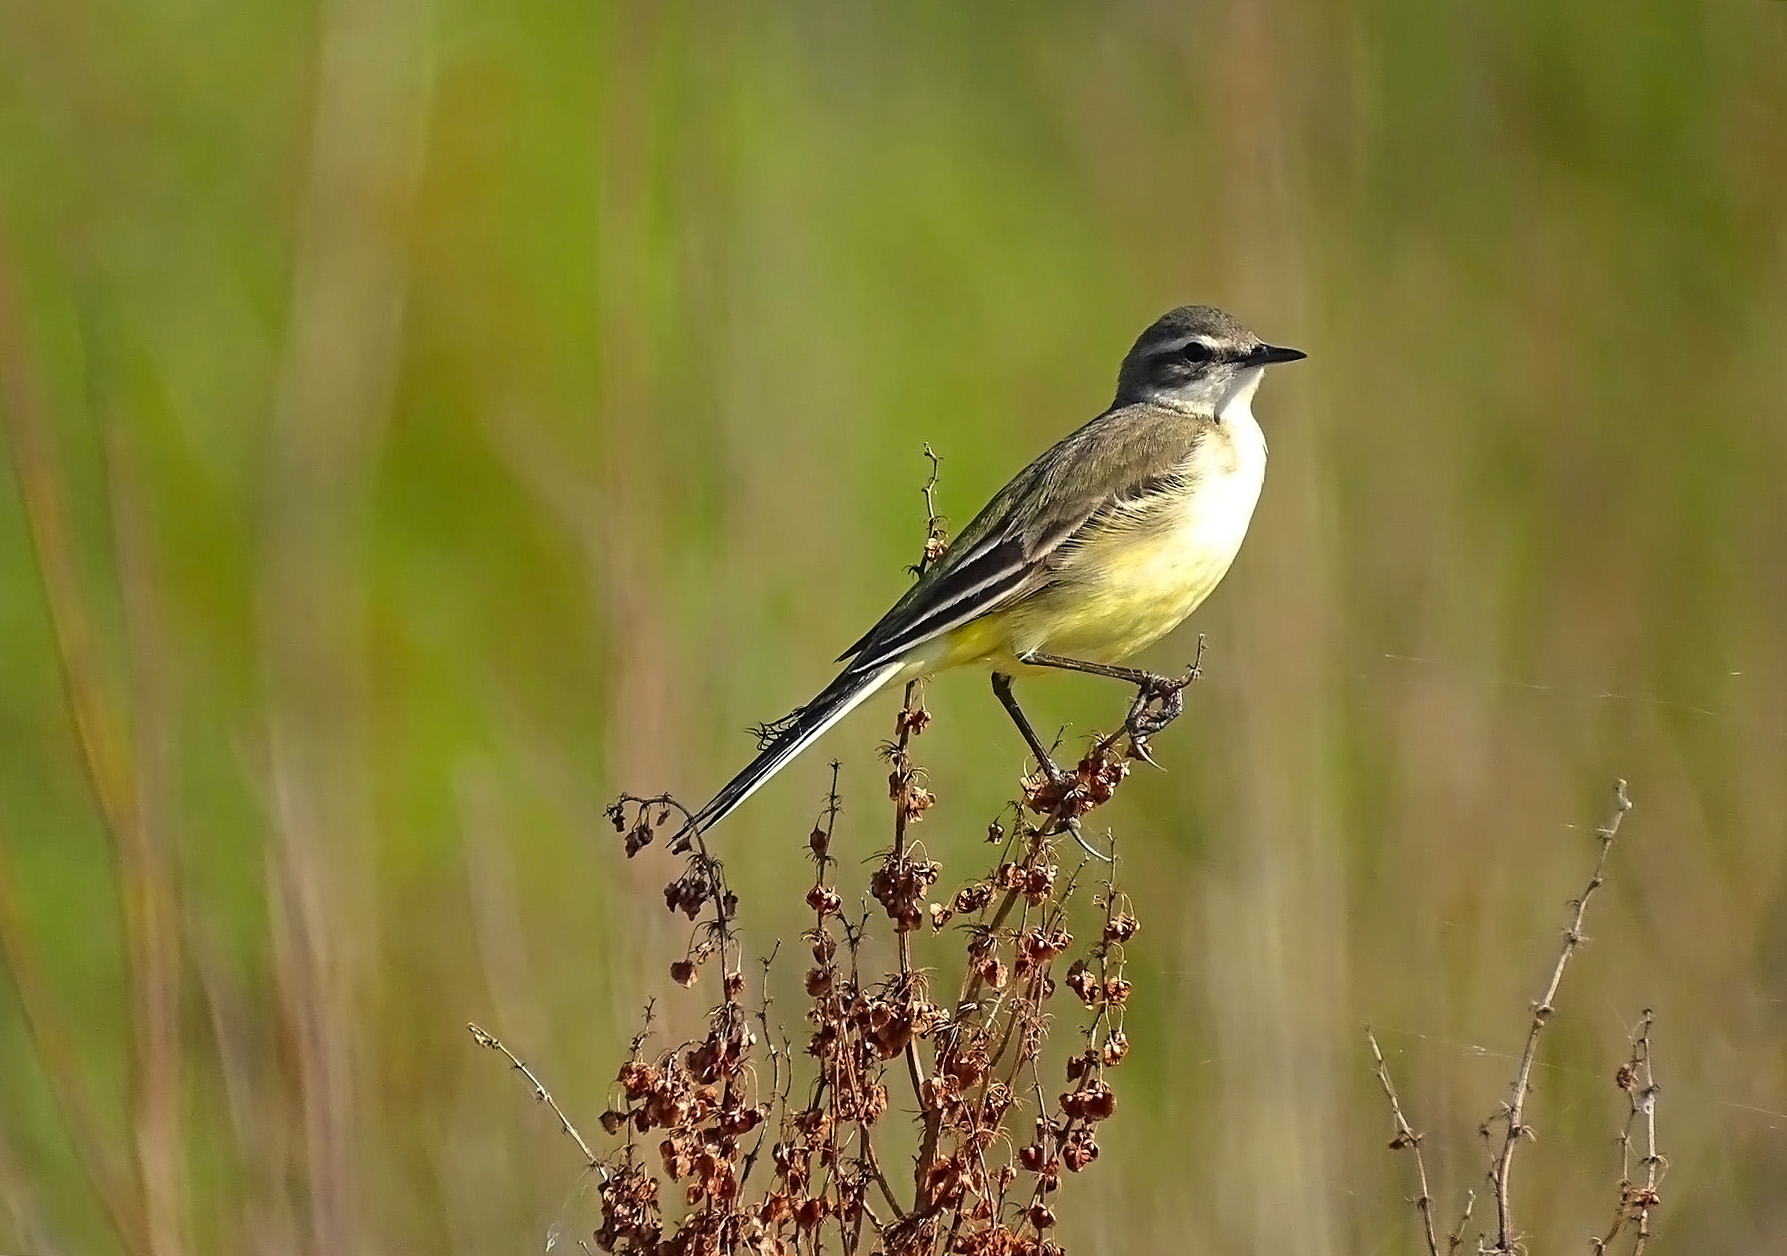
<box><xmin>1368</xmin><ymin>780</ymin><xmax>1666</xmax><ymax>1256</ymax></box>
<box><xmin>477</xmin><ymin>450</ymin><xmax>1190</xmax><ymax>1256</ymax></box>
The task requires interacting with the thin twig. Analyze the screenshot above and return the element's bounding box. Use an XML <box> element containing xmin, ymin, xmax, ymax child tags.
<box><xmin>896</xmin><ymin>446</ymin><xmax>946</xmax><ymax>1195</ymax></box>
<box><xmin>467</xmin><ymin>1023</ymin><xmax>599</xmax><ymax>1168</ymax></box>
<box><xmin>1488</xmin><ymin>779</ymin><xmax>1634</xmax><ymax>1254</ymax></box>
<box><xmin>1595</xmin><ymin>1009</ymin><xmax>1663</xmax><ymax>1255</ymax></box>
<box><xmin>1367</xmin><ymin>1027</ymin><xmax>1442</xmax><ymax>1256</ymax></box>
<box><xmin>1447</xmin><ymin>1190</ymin><xmax>1475</xmax><ymax>1255</ymax></box>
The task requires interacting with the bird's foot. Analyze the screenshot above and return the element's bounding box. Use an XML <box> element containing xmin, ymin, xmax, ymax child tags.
<box><xmin>1123</xmin><ymin>662</ymin><xmax>1200</xmax><ymax>755</ymax></box>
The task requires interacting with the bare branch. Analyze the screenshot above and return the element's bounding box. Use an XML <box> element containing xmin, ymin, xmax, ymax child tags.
<box><xmin>467</xmin><ymin>1023</ymin><xmax>599</xmax><ymax>1168</ymax></box>
<box><xmin>1595</xmin><ymin>1009</ymin><xmax>1664</xmax><ymax>1255</ymax></box>
<box><xmin>1367</xmin><ymin>1027</ymin><xmax>1442</xmax><ymax>1256</ymax></box>
<box><xmin>1488</xmin><ymin>779</ymin><xmax>1634</xmax><ymax>1254</ymax></box>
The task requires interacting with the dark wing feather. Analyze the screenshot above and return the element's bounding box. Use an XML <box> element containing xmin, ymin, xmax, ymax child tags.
<box><xmin>838</xmin><ymin>404</ymin><xmax>1209</xmax><ymax>673</ymax></box>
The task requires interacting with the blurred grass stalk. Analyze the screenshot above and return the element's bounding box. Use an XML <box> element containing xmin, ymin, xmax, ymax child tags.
<box><xmin>1</xmin><ymin>0</ymin><xmax>434</xmax><ymax>1249</ymax></box>
<box><xmin>1</xmin><ymin>219</ymin><xmax>167</xmax><ymax>1256</ymax></box>
<box><xmin>255</xmin><ymin>0</ymin><xmax>431</xmax><ymax>1249</ymax></box>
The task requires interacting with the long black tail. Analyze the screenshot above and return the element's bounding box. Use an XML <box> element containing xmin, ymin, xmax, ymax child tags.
<box><xmin>671</xmin><ymin>660</ymin><xmax>904</xmax><ymax>850</ymax></box>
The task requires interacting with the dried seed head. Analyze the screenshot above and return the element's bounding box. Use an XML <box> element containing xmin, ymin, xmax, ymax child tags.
<box><xmin>1065</xmin><ymin>960</ymin><xmax>1098</xmax><ymax>1005</ymax></box>
<box><xmin>1103</xmin><ymin>913</ymin><xmax>1140</xmax><ymax>944</ymax></box>
<box><xmin>952</xmin><ymin>883</ymin><xmax>995</xmax><ymax>914</ymax></box>
<box><xmin>896</xmin><ymin>705</ymin><xmax>932</xmax><ymax>736</ymax></box>
<box><xmin>1061</xmin><ymin>1130</ymin><xmax>1099</xmax><ymax>1172</ymax></box>
<box><xmin>670</xmin><ymin>960</ymin><xmax>697</xmax><ymax>987</ymax></box>
<box><xmin>617</xmin><ymin>1061</ymin><xmax>657</xmax><ymax>1099</ymax></box>
<box><xmin>805</xmin><ymin>883</ymin><xmax>842</xmax><ymax>917</ymax></box>
<box><xmin>626</xmin><ymin>820</ymin><xmax>654</xmax><ymax>857</ymax></box>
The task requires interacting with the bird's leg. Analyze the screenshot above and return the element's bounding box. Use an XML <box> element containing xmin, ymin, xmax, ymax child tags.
<box><xmin>1018</xmin><ymin>649</ymin><xmax>1201</xmax><ymax>756</ymax></box>
<box><xmin>990</xmin><ymin>672</ymin><xmax>1111</xmax><ymax>863</ymax></box>
<box><xmin>991</xmin><ymin>671</ymin><xmax>1067</xmax><ymax>786</ymax></box>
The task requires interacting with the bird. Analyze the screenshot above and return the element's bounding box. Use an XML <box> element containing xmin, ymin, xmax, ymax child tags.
<box><xmin>671</xmin><ymin>305</ymin><xmax>1303</xmax><ymax>850</ymax></box>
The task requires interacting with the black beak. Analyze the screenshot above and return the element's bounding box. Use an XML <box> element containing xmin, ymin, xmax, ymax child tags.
<box><xmin>1251</xmin><ymin>343</ymin><xmax>1307</xmax><ymax>365</ymax></box>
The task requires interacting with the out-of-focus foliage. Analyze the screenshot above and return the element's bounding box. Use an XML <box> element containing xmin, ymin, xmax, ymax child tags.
<box><xmin>1</xmin><ymin>3</ymin><xmax>1784</xmax><ymax>1253</ymax></box>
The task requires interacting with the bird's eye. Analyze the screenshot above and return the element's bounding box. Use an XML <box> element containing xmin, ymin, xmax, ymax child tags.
<box><xmin>1178</xmin><ymin>340</ymin><xmax>1214</xmax><ymax>364</ymax></box>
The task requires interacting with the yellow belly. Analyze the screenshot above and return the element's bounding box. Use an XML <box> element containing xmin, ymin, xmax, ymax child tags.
<box><xmin>922</xmin><ymin>427</ymin><xmax>1266</xmax><ymax>674</ymax></box>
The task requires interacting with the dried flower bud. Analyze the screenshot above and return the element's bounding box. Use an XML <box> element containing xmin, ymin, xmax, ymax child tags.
<box><xmin>901</xmin><ymin>783</ymin><xmax>936</xmax><ymax>822</ymax></box>
<box><xmin>896</xmin><ymin>705</ymin><xmax>932</xmax><ymax>736</ymax></box>
<box><xmin>809</xmin><ymin>826</ymin><xmax>830</xmax><ymax>859</ymax></box>
<box><xmin>1104</xmin><ymin>977</ymin><xmax>1132</xmax><ymax>1005</ymax></box>
<box><xmin>617</xmin><ymin>1061</ymin><xmax>657</xmax><ymax>1099</ymax></box>
<box><xmin>979</xmin><ymin>957</ymin><xmax>1008</xmax><ymax>990</ymax></box>
<box><xmin>1027</xmin><ymin>1203</ymin><xmax>1057</xmax><ymax>1230</ymax></box>
<box><xmin>1079</xmin><ymin>1079</ymin><xmax>1116</xmax><ymax>1121</ymax></box>
<box><xmin>670</xmin><ymin>959</ymin><xmax>697</xmax><ymax>987</ymax></box>
<box><xmin>1102</xmin><ymin>1029</ymin><xmax>1130</xmax><ymax>1066</ymax></box>
<box><xmin>626</xmin><ymin>821</ymin><xmax>654</xmax><ymax>857</ymax></box>
<box><xmin>805</xmin><ymin>884</ymin><xmax>842</xmax><ymax>917</ymax></box>
<box><xmin>600</xmin><ymin>1108</ymin><xmax>627</xmax><ymax>1135</ymax></box>
<box><xmin>952</xmin><ymin>883</ymin><xmax>994</xmax><ymax>914</ymax></box>
<box><xmin>804</xmin><ymin>967</ymin><xmax>832</xmax><ymax>997</ymax></box>
<box><xmin>1065</xmin><ymin>960</ymin><xmax>1098</xmax><ymax>1005</ymax></box>
<box><xmin>930</xmin><ymin>902</ymin><xmax>953</xmax><ymax>930</ymax></box>
<box><xmin>1103</xmin><ymin>913</ymin><xmax>1140</xmax><ymax>944</ymax></box>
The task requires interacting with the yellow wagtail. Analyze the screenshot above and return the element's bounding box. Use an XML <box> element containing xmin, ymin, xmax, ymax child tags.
<box><xmin>672</xmin><ymin>305</ymin><xmax>1303</xmax><ymax>849</ymax></box>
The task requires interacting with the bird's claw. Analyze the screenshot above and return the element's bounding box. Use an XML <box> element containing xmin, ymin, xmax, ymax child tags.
<box><xmin>1060</xmin><ymin>816</ymin><xmax>1113</xmax><ymax>863</ymax></box>
<box><xmin>1123</xmin><ymin>671</ymin><xmax>1187</xmax><ymax>743</ymax></box>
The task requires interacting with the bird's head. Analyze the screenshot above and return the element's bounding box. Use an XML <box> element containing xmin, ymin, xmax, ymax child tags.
<box><xmin>1114</xmin><ymin>305</ymin><xmax>1305</xmax><ymax>416</ymax></box>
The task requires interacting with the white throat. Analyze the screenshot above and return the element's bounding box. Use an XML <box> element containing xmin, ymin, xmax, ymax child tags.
<box><xmin>1217</xmin><ymin>365</ymin><xmax>1265</xmax><ymax>424</ymax></box>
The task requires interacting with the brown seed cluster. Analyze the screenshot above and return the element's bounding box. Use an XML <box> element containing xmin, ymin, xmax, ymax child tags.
<box><xmin>595</xmin><ymin>707</ymin><xmax>1152</xmax><ymax>1256</ymax></box>
<box><xmin>591</xmin><ymin>478</ymin><xmax>1190</xmax><ymax>1254</ymax></box>
<box><xmin>1018</xmin><ymin>744</ymin><xmax>1130</xmax><ymax>819</ymax></box>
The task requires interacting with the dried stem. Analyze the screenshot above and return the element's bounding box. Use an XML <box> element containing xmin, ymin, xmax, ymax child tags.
<box><xmin>1594</xmin><ymin>1010</ymin><xmax>1664</xmax><ymax>1255</ymax></box>
<box><xmin>467</xmin><ymin>1023</ymin><xmax>599</xmax><ymax>1168</ymax></box>
<box><xmin>1487</xmin><ymin>779</ymin><xmax>1633</xmax><ymax>1253</ymax></box>
<box><xmin>1366</xmin><ymin>1027</ymin><xmax>1441</xmax><ymax>1256</ymax></box>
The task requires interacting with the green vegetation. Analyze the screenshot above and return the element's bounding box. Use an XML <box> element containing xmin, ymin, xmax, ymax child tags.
<box><xmin>2</xmin><ymin>3</ymin><xmax>1783</xmax><ymax>1252</ymax></box>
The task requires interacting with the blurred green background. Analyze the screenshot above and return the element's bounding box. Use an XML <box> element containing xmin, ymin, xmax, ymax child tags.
<box><xmin>2</xmin><ymin>2</ymin><xmax>1785</xmax><ymax>1253</ymax></box>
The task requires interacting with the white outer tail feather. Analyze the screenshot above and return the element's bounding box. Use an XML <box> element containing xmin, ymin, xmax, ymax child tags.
<box><xmin>673</xmin><ymin>661</ymin><xmax>905</xmax><ymax>847</ymax></box>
